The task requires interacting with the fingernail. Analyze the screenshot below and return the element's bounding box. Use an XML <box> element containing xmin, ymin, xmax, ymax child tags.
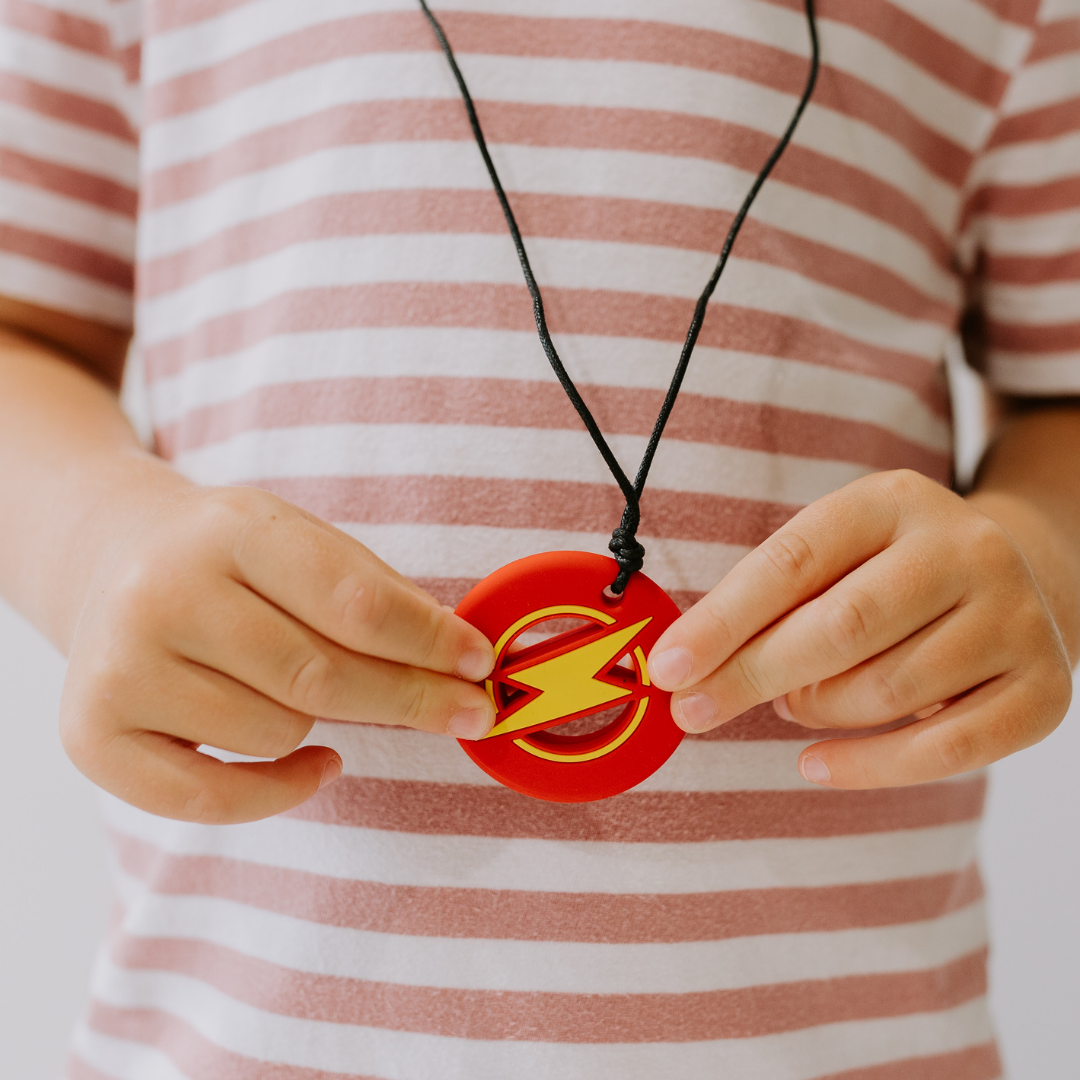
<box><xmin>772</xmin><ymin>695</ymin><xmax>795</xmax><ymax>722</ymax></box>
<box><xmin>800</xmin><ymin>755</ymin><xmax>831</xmax><ymax>785</ymax></box>
<box><xmin>456</xmin><ymin>648</ymin><xmax>494</xmax><ymax>682</ymax></box>
<box><xmin>649</xmin><ymin>647</ymin><xmax>693</xmax><ymax>688</ymax></box>
<box><xmin>913</xmin><ymin>702</ymin><xmax>945</xmax><ymax>720</ymax></box>
<box><xmin>319</xmin><ymin>756</ymin><xmax>343</xmax><ymax>790</ymax></box>
<box><xmin>675</xmin><ymin>692</ymin><xmax>718</xmax><ymax>733</ymax></box>
<box><xmin>448</xmin><ymin>707</ymin><xmax>493</xmax><ymax>740</ymax></box>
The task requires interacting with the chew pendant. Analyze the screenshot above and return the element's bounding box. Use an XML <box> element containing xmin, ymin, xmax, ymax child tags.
<box><xmin>420</xmin><ymin>1</ymin><xmax>818</xmax><ymax>799</ymax></box>
<box><xmin>457</xmin><ymin>552</ymin><xmax>683</xmax><ymax>802</ymax></box>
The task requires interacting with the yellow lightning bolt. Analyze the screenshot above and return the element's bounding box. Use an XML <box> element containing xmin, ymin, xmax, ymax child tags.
<box><xmin>484</xmin><ymin>618</ymin><xmax>652</xmax><ymax>739</ymax></box>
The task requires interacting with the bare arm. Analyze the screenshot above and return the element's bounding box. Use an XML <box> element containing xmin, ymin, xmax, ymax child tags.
<box><xmin>648</xmin><ymin>399</ymin><xmax>1080</xmax><ymax>788</ymax></box>
<box><xmin>0</xmin><ymin>299</ymin><xmax>497</xmax><ymax>822</ymax></box>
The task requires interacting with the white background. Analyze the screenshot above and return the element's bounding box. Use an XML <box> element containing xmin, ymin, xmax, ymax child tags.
<box><xmin>0</xmin><ymin>597</ymin><xmax>1078</xmax><ymax>1079</ymax></box>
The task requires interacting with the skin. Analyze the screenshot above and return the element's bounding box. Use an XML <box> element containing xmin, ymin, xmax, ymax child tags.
<box><xmin>0</xmin><ymin>300</ymin><xmax>496</xmax><ymax>823</ymax></box>
<box><xmin>648</xmin><ymin>417</ymin><xmax>1080</xmax><ymax>788</ymax></box>
<box><xmin>1</xmin><ymin>300</ymin><xmax>1077</xmax><ymax>817</ymax></box>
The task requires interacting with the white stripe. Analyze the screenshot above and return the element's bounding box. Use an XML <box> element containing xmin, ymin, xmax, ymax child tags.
<box><xmin>73</xmin><ymin>1026</ymin><xmax>190</xmax><ymax>1080</ymax></box>
<box><xmin>316</xmin><ymin>724</ymin><xmax>817</xmax><ymax>790</ymax></box>
<box><xmin>0</xmin><ymin>99</ymin><xmax>137</xmax><ymax>182</ymax></box>
<box><xmin>887</xmin><ymin>0</ymin><xmax>1032</xmax><ymax>66</ymax></box>
<box><xmin>147</xmin><ymin>328</ymin><xmax>952</xmax><ymax>452</ymax></box>
<box><xmin>169</xmin><ymin>421</ymin><xmax>873</xmax><ymax>504</ymax></box>
<box><xmin>139</xmin><ymin>234</ymin><xmax>950</xmax><ymax>361</ymax></box>
<box><xmin>307</xmin><ymin>723</ymin><xmax>981</xmax><ymax>792</ymax></box>
<box><xmin>102</xmin><ymin>795</ymin><xmax>982</xmax><ymax>893</ymax></box>
<box><xmin>974</xmin><ymin>205</ymin><xmax>1080</xmax><ymax>256</ymax></box>
<box><xmin>111</xmin><ymin>878</ymin><xmax>990</xmax><ymax>994</ymax></box>
<box><xmin>84</xmin><ymin>959</ymin><xmax>996</xmax><ymax>1080</ymax></box>
<box><xmin>140</xmin><ymin>50</ymin><xmax>960</xmax><ymax>233</ymax></box>
<box><xmin>1001</xmin><ymin>50</ymin><xmax>1080</xmax><ymax>116</ymax></box>
<box><xmin>335</xmin><ymin>523</ymin><xmax>752</xmax><ymax>595</ymax></box>
<box><xmin>984</xmin><ymin>279</ymin><xmax>1080</xmax><ymax>325</ymax></box>
<box><xmin>0</xmin><ymin>24</ymin><xmax>129</xmax><ymax>103</ymax></box>
<box><xmin>987</xmin><ymin>350</ymin><xmax>1080</xmax><ymax>393</ymax></box>
<box><xmin>0</xmin><ymin>249</ymin><xmax>132</xmax><ymax>324</ymax></box>
<box><xmin>138</xmin><ymin>140</ymin><xmax>959</xmax><ymax>305</ymax></box>
<box><xmin>143</xmin><ymin>0</ymin><xmax>997</xmax><ymax>148</ymax></box>
<box><xmin>975</xmin><ymin>129</ymin><xmax>1080</xmax><ymax>186</ymax></box>
<box><xmin>0</xmin><ymin>177</ymin><xmax>134</xmax><ymax>257</ymax></box>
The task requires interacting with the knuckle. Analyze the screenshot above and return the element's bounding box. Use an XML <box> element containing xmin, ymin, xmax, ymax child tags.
<box><xmin>928</xmin><ymin>722</ymin><xmax>980</xmax><ymax>776</ymax></box>
<box><xmin>759</xmin><ymin>530</ymin><xmax>816</xmax><ymax>585</ymax></box>
<box><xmin>398</xmin><ymin>675</ymin><xmax>432</xmax><ymax>730</ymax></box>
<box><xmin>863</xmin><ymin>661</ymin><xmax>916</xmax><ymax>719</ymax></box>
<box><xmin>287</xmin><ymin>652</ymin><xmax>338</xmax><ymax>716</ymax></box>
<box><xmin>178</xmin><ymin>782</ymin><xmax>231</xmax><ymax>825</ymax></box>
<box><xmin>730</xmin><ymin>652</ymin><xmax>768</xmax><ymax>702</ymax></box>
<box><xmin>817</xmin><ymin>589</ymin><xmax>880</xmax><ymax>660</ymax></box>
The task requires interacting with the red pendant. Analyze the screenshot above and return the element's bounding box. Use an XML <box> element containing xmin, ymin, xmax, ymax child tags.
<box><xmin>455</xmin><ymin>551</ymin><xmax>684</xmax><ymax>802</ymax></box>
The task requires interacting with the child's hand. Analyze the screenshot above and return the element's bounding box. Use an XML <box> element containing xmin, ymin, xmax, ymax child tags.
<box><xmin>647</xmin><ymin>469</ymin><xmax>1073</xmax><ymax>788</ymax></box>
<box><xmin>60</xmin><ymin>486</ymin><xmax>496</xmax><ymax>823</ymax></box>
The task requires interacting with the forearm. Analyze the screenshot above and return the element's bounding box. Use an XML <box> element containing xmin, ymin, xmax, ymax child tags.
<box><xmin>968</xmin><ymin>403</ymin><xmax>1080</xmax><ymax>663</ymax></box>
<box><xmin>0</xmin><ymin>325</ymin><xmax>188</xmax><ymax>652</ymax></box>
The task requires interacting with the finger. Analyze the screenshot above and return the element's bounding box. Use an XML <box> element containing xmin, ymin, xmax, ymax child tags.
<box><xmin>670</xmin><ymin>532</ymin><xmax>967</xmax><ymax>730</ymax></box>
<box><xmin>106</xmin><ymin>648</ymin><xmax>321</xmax><ymax>758</ymax></box>
<box><xmin>648</xmin><ymin>470</ymin><xmax>946</xmax><ymax>690</ymax></box>
<box><xmin>779</xmin><ymin>601</ymin><xmax>1009</xmax><ymax>729</ymax></box>
<box><xmin>795</xmin><ymin>660</ymin><xmax>1072</xmax><ymax>789</ymax></box>
<box><xmin>218</xmin><ymin>490</ymin><xmax>494</xmax><ymax>680</ymax></box>
<box><xmin>89</xmin><ymin>728</ymin><xmax>343</xmax><ymax>824</ymax></box>
<box><xmin>173</xmin><ymin>579</ymin><xmax>496</xmax><ymax>738</ymax></box>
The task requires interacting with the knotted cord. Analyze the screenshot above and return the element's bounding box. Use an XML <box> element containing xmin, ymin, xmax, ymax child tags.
<box><xmin>419</xmin><ymin>0</ymin><xmax>820</xmax><ymax>595</ymax></box>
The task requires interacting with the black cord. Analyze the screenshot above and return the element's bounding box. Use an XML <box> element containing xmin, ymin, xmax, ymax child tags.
<box><xmin>419</xmin><ymin>1</ymin><xmax>820</xmax><ymax>595</ymax></box>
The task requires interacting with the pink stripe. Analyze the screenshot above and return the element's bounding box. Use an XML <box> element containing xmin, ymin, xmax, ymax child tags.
<box><xmin>156</xmin><ymin>376</ymin><xmax>950</xmax><ymax>480</ymax></box>
<box><xmin>145</xmin><ymin>0</ymin><xmax>254</xmax><ymax>35</ymax></box>
<box><xmin>84</xmin><ymin>1005</ymin><xmax>371</xmax><ymax>1079</ymax></box>
<box><xmin>139</xmin><ymin>189</ymin><xmax>956</xmax><ymax>328</ymax></box>
<box><xmin>987</xmin><ymin>318</ymin><xmax>1080</xmax><ymax>355</ymax></box>
<box><xmin>0</xmin><ymin>146</ymin><xmax>136</xmax><ymax>216</ymax></box>
<box><xmin>105</xmin><ymin>933</ymin><xmax>990</xmax><ymax>1041</ymax></box>
<box><xmin>142</xmin><ymin>10</ymin><xmax>970</xmax><ymax>185</ymax></box>
<box><xmin>284</xmin><ymin>774</ymin><xmax>987</xmax><ymax>841</ymax></box>
<box><xmin>112</xmin><ymin>829</ymin><xmax>985</xmax><ymax>945</ymax></box>
<box><xmin>1</xmin><ymin>0</ymin><xmax>112</xmax><ymax>55</ymax></box>
<box><xmin>763</xmin><ymin>0</ymin><xmax>1009</xmax><ymax>105</ymax></box>
<box><xmin>1028</xmin><ymin>19</ymin><xmax>1080</xmax><ymax>62</ymax></box>
<box><xmin>964</xmin><ymin>175</ymin><xmax>1080</xmax><ymax>220</ymax></box>
<box><xmin>248</xmin><ymin>474</ymin><xmax>801</xmax><ymax>549</ymax></box>
<box><xmin>0</xmin><ymin>221</ymin><xmax>133</xmax><ymax>289</ymax></box>
<box><xmin>818</xmin><ymin>1044</ymin><xmax>1002</xmax><ymax>1080</ymax></box>
<box><xmin>141</xmin><ymin>99</ymin><xmax>951</xmax><ymax>269</ymax></box>
<box><xmin>142</xmin><ymin>283</ymin><xmax>948</xmax><ymax>416</ymax></box>
<box><xmin>989</xmin><ymin>97</ymin><xmax>1080</xmax><ymax>147</ymax></box>
<box><xmin>0</xmin><ymin>71</ymin><xmax>135</xmax><ymax>142</ymax></box>
<box><xmin>65</xmin><ymin>1056</ymin><xmax>117</xmax><ymax>1080</ymax></box>
<box><xmin>984</xmin><ymin>250</ymin><xmax>1080</xmax><ymax>286</ymax></box>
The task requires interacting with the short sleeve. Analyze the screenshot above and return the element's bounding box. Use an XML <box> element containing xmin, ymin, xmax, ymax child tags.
<box><xmin>961</xmin><ymin>0</ymin><xmax>1080</xmax><ymax>395</ymax></box>
<box><xmin>0</xmin><ymin>0</ymin><xmax>141</xmax><ymax>328</ymax></box>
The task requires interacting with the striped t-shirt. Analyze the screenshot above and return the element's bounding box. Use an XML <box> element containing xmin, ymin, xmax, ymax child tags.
<box><xmin>3</xmin><ymin>2</ymin><xmax>1080</xmax><ymax>1078</ymax></box>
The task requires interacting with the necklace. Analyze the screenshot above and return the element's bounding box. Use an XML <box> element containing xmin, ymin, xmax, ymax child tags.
<box><xmin>420</xmin><ymin>1</ymin><xmax>820</xmax><ymax>801</ymax></box>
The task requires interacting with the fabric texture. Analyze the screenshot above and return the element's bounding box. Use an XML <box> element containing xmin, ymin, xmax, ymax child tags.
<box><xmin>1</xmin><ymin>1</ymin><xmax>1079</xmax><ymax>1078</ymax></box>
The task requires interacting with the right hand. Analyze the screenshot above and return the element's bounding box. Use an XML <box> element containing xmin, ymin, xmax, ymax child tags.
<box><xmin>59</xmin><ymin>484</ymin><xmax>496</xmax><ymax>824</ymax></box>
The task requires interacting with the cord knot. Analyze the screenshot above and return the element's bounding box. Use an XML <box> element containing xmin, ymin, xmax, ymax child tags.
<box><xmin>607</xmin><ymin>504</ymin><xmax>645</xmax><ymax>597</ymax></box>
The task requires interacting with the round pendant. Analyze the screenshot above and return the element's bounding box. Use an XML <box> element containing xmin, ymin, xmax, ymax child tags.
<box><xmin>455</xmin><ymin>551</ymin><xmax>684</xmax><ymax>802</ymax></box>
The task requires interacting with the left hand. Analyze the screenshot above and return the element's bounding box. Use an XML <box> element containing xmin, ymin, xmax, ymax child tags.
<box><xmin>646</xmin><ymin>469</ymin><xmax>1073</xmax><ymax>788</ymax></box>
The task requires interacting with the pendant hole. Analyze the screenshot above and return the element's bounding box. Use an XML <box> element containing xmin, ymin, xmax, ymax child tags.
<box><xmin>602</xmin><ymin>585</ymin><xmax>623</xmax><ymax>606</ymax></box>
<box><xmin>534</xmin><ymin>701</ymin><xmax>629</xmax><ymax>739</ymax></box>
<box><xmin>505</xmin><ymin>616</ymin><xmax>592</xmax><ymax>656</ymax></box>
